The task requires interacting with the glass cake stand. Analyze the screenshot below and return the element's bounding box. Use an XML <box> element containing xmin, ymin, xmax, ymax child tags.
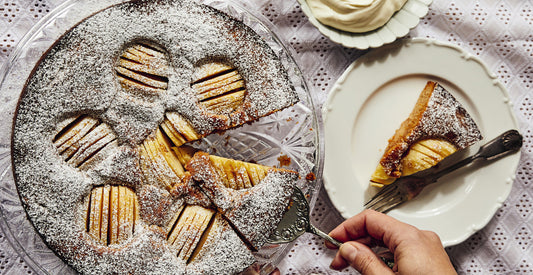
<box><xmin>0</xmin><ymin>0</ymin><xmax>323</xmax><ymax>274</ymax></box>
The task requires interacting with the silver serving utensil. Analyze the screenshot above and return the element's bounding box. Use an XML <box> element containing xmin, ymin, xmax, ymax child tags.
<box><xmin>365</xmin><ymin>129</ymin><xmax>523</xmax><ymax>213</ymax></box>
<box><xmin>268</xmin><ymin>186</ymin><xmax>343</xmax><ymax>247</ymax></box>
<box><xmin>268</xmin><ymin>188</ymin><xmax>397</xmax><ymax>269</ymax></box>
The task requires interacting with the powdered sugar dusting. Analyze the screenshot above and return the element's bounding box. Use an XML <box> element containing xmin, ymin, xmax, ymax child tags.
<box><xmin>420</xmin><ymin>84</ymin><xmax>483</xmax><ymax>147</ymax></box>
<box><xmin>222</xmin><ymin>171</ymin><xmax>297</xmax><ymax>249</ymax></box>
<box><xmin>381</xmin><ymin>82</ymin><xmax>483</xmax><ymax>173</ymax></box>
<box><xmin>186</xmin><ymin>152</ymin><xmax>297</xmax><ymax>250</ymax></box>
<box><xmin>186</xmin><ymin>214</ymin><xmax>256</xmax><ymax>275</ymax></box>
<box><xmin>12</xmin><ymin>0</ymin><xmax>298</xmax><ymax>274</ymax></box>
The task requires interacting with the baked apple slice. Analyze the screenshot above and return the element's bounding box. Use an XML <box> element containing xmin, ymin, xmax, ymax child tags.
<box><xmin>115</xmin><ymin>43</ymin><xmax>169</xmax><ymax>93</ymax></box>
<box><xmin>85</xmin><ymin>185</ymin><xmax>138</xmax><ymax>246</ymax></box>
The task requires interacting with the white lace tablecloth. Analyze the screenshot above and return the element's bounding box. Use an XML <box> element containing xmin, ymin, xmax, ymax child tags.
<box><xmin>1</xmin><ymin>0</ymin><xmax>532</xmax><ymax>274</ymax></box>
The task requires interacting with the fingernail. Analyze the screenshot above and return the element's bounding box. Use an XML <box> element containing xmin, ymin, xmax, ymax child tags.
<box><xmin>339</xmin><ymin>243</ymin><xmax>358</xmax><ymax>262</ymax></box>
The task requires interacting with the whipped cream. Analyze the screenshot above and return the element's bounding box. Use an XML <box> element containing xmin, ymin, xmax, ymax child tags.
<box><xmin>307</xmin><ymin>0</ymin><xmax>408</xmax><ymax>33</ymax></box>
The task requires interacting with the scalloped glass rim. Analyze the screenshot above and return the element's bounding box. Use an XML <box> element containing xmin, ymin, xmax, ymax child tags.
<box><xmin>298</xmin><ymin>0</ymin><xmax>433</xmax><ymax>49</ymax></box>
<box><xmin>0</xmin><ymin>0</ymin><xmax>323</xmax><ymax>274</ymax></box>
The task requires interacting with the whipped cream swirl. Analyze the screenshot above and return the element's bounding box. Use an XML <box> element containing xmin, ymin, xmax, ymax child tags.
<box><xmin>307</xmin><ymin>0</ymin><xmax>408</xmax><ymax>33</ymax></box>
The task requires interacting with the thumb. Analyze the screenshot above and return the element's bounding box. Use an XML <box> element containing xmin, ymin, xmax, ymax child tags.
<box><xmin>338</xmin><ymin>242</ymin><xmax>394</xmax><ymax>275</ymax></box>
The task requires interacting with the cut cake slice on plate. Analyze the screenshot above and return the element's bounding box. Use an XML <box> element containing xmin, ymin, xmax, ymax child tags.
<box><xmin>370</xmin><ymin>81</ymin><xmax>483</xmax><ymax>187</ymax></box>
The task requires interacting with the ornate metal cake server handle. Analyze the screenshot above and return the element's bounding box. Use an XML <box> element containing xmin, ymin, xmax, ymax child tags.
<box><xmin>268</xmin><ymin>186</ymin><xmax>343</xmax><ymax>247</ymax></box>
<box><xmin>268</xmin><ymin>187</ymin><xmax>396</xmax><ymax>269</ymax></box>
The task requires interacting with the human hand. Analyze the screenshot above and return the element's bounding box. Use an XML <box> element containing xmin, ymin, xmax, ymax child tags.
<box><xmin>327</xmin><ymin>209</ymin><xmax>456</xmax><ymax>275</ymax></box>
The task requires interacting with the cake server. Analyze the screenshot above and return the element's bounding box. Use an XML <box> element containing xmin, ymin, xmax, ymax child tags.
<box><xmin>267</xmin><ymin>186</ymin><xmax>342</xmax><ymax>247</ymax></box>
<box><xmin>365</xmin><ymin>129</ymin><xmax>523</xmax><ymax>213</ymax></box>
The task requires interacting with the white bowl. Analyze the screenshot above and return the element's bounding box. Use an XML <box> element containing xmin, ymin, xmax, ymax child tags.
<box><xmin>298</xmin><ymin>0</ymin><xmax>433</xmax><ymax>49</ymax></box>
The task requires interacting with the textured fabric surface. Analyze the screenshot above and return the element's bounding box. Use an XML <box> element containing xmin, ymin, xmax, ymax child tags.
<box><xmin>1</xmin><ymin>0</ymin><xmax>532</xmax><ymax>274</ymax></box>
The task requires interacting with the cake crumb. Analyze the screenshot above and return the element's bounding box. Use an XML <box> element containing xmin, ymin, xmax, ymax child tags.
<box><xmin>277</xmin><ymin>154</ymin><xmax>291</xmax><ymax>167</ymax></box>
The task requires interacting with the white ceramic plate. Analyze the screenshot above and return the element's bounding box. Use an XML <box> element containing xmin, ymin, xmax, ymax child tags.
<box><xmin>298</xmin><ymin>0</ymin><xmax>432</xmax><ymax>49</ymax></box>
<box><xmin>322</xmin><ymin>38</ymin><xmax>520</xmax><ymax>247</ymax></box>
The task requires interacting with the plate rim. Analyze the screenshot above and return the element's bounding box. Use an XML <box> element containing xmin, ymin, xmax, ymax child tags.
<box><xmin>322</xmin><ymin>37</ymin><xmax>520</xmax><ymax>247</ymax></box>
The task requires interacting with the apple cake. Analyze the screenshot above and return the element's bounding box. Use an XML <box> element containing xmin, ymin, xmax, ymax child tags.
<box><xmin>11</xmin><ymin>0</ymin><xmax>301</xmax><ymax>274</ymax></box>
<box><xmin>370</xmin><ymin>81</ymin><xmax>483</xmax><ymax>187</ymax></box>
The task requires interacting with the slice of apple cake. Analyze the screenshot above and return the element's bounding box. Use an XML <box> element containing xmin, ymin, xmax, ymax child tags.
<box><xmin>370</xmin><ymin>81</ymin><xmax>483</xmax><ymax>187</ymax></box>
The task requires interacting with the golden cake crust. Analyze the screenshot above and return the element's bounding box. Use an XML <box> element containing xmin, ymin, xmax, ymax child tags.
<box><xmin>373</xmin><ymin>81</ymin><xmax>482</xmax><ymax>183</ymax></box>
<box><xmin>11</xmin><ymin>0</ymin><xmax>299</xmax><ymax>274</ymax></box>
